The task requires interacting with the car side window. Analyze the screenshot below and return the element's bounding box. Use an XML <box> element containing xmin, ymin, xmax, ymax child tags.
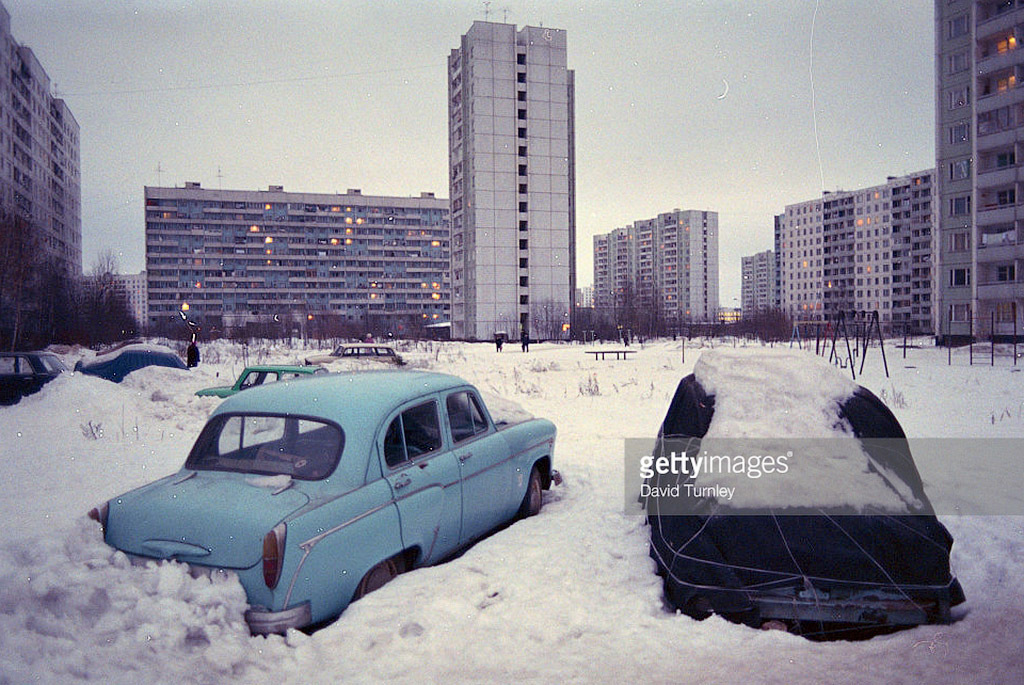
<box><xmin>384</xmin><ymin>401</ymin><xmax>442</xmax><ymax>467</ymax></box>
<box><xmin>446</xmin><ymin>391</ymin><xmax>488</xmax><ymax>443</ymax></box>
<box><xmin>0</xmin><ymin>357</ymin><xmax>17</xmax><ymax>375</ymax></box>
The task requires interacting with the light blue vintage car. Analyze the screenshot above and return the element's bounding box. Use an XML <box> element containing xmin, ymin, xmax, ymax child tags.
<box><xmin>89</xmin><ymin>371</ymin><xmax>557</xmax><ymax>634</ymax></box>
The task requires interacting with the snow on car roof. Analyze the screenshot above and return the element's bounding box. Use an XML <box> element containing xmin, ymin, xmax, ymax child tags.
<box><xmin>690</xmin><ymin>349</ymin><xmax>915</xmax><ymax>512</ymax></box>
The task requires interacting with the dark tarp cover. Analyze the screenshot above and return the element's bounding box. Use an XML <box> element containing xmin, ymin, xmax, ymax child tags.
<box><xmin>649</xmin><ymin>374</ymin><xmax>965</xmax><ymax>628</ymax></box>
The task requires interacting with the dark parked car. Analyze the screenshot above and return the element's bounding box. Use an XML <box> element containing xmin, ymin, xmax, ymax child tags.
<box><xmin>646</xmin><ymin>353</ymin><xmax>964</xmax><ymax>639</ymax></box>
<box><xmin>0</xmin><ymin>352</ymin><xmax>68</xmax><ymax>405</ymax></box>
<box><xmin>75</xmin><ymin>344</ymin><xmax>187</xmax><ymax>383</ymax></box>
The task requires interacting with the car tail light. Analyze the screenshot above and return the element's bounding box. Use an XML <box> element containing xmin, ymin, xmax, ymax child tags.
<box><xmin>87</xmin><ymin>501</ymin><xmax>109</xmax><ymax>531</ymax></box>
<box><xmin>262</xmin><ymin>522</ymin><xmax>287</xmax><ymax>589</ymax></box>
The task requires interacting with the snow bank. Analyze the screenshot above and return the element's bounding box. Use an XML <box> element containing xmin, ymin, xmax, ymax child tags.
<box><xmin>0</xmin><ymin>518</ymin><xmax>297</xmax><ymax>683</ymax></box>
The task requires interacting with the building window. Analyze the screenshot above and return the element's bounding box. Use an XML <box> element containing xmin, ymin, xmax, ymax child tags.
<box><xmin>949</xmin><ymin>159</ymin><xmax>971</xmax><ymax>180</ymax></box>
<box><xmin>947</xmin><ymin>52</ymin><xmax>968</xmax><ymax>74</ymax></box>
<box><xmin>949</xmin><ymin>195</ymin><xmax>971</xmax><ymax>216</ymax></box>
<box><xmin>995</xmin><ymin>301</ymin><xmax>1016</xmax><ymax>323</ymax></box>
<box><xmin>950</xmin><ymin>303</ymin><xmax>970</xmax><ymax>323</ymax></box>
<box><xmin>949</xmin><ymin>121</ymin><xmax>969</xmax><ymax>144</ymax></box>
<box><xmin>948</xmin><ymin>87</ymin><xmax>969</xmax><ymax>110</ymax></box>
<box><xmin>996</xmin><ymin>264</ymin><xmax>1016</xmax><ymax>282</ymax></box>
<box><xmin>949</xmin><ymin>268</ymin><xmax>970</xmax><ymax>287</ymax></box>
<box><xmin>948</xmin><ymin>14</ymin><xmax>968</xmax><ymax>39</ymax></box>
<box><xmin>978</xmin><ymin>105</ymin><xmax>1015</xmax><ymax>135</ymax></box>
<box><xmin>950</xmin><ymin>232</ymin><xmax>970</xmax><ymax>252</ymax></box>
<box><xmin>997</xmin><ymin>188</ymin><xmax>1017</xmax><ymax>206</ymax></box>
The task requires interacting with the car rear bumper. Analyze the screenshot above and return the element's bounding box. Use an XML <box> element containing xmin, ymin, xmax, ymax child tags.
<box><xmin>244</xmin><ymin>602</ymin><xmax>312</xmax><ymax>635</ymax></box>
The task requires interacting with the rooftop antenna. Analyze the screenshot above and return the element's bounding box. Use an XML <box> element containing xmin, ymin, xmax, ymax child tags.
<box><xmin>156</xmin><ymin>162</ymin><xmax>164</xmax><ymax>186</ymax></box>
<box><xmin>503</xmin><ymin>7</ymin><xmax>509</xmax><ymax>22</ymax></box>
<box><xmin>216</xmin><ymin>166</ymin><xmax>224</xmax><ymax>190</ymax></box>
<box><xmin>484</xmin><ymin>1</ymin><xmax>491</xmax><ymax>20</ymax></box>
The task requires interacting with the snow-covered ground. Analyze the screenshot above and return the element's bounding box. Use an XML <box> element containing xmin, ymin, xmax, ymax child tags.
<box><xmin>1</xmin><ymin>338</ymin><xmax>1022</xmax><ymax>684</ymax></box>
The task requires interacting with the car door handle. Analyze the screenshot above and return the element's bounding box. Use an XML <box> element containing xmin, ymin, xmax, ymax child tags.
<box><xmin>393</xmin><ymin>474</ymin><xmax>412</xmax><ymax>490</ymax></box>
<box><xmin>458</xmin><ymin>452</ymin><xmax>473</xmax><ymax>463</ymax></box>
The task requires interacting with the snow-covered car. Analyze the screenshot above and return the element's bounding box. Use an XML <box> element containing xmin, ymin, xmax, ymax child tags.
<box><xmin>89</xmin><ymin>370</ymin><xmax>557</xmax><ymax>634</ymax></box>
<box><xmin>195</xmin><ymin>364</ymin><xmax>327</xmax><ymax>398</ymax></box>
<box><xmin>304</xmin><ymin>343</ymin><xmax>404</xmax><ymax>366</ymax></box>
<box><xmin>0</xmin><ymin>351</ymin><xmax>68</xmax><ymax>405</ymax></box>
<box><xmin>74</xmin><ymin>343</ymin><xmax>187</xmax><ymax>383</ymax></box>
<box><xmin>646</xmin><ymin>350</ymin><xmax>964</xmax><ymax>639</ymax></box>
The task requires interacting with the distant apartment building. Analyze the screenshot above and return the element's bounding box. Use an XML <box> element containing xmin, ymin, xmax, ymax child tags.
<box><xmin>593</xmin><ymin>209</ymin><xmax>720</xmax><ymax>324</ymax></box>
<box><xmin>144</xmin><ymin>184</ymin><xmax>450</xmax><ymax>335</ymax></box>
<box><xmin>112</xmin><ymin>271</ymin><xmax>148</xmax><ymax>328</ymax></box>
<box><xmin>741</xmin><ymin>250</ymin><xmax>776</xmax><ymax>317</ymax></box>
<box><xmin>0</xmin><ymin>2</ymin><xmax>81</xmax><ymax>277</ymax></box>
<box><xmin>936</xmin><ymin>0</ymin><xmax>1024</xmax><ymax>342</ymax></box>
<box><xmin>778</xmin><ymin>171</ymin><xmax>936</xmax><ymax>333</ymax></box>
<box><xmin>448</xmin><ymin>21</ymin><xmax>576</xmax><ymax>340</ymax></box>
<box><xmin>574</xmin><ymin>285</ymin><xmax>593</xmax><ymax>309</ymax></box>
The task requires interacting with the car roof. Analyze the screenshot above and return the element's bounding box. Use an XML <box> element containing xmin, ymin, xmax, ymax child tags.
<box><xmin>241</xmin><ymin>364</ymin><xmax>321</xmax><ymax>373</ymax></box>
<box><xmin>212</xmin><ymin>370</ymin><xmax>467</xmax><ymax>424</ymax></box>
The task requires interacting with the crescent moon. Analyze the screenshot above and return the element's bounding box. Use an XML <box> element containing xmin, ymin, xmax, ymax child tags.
<box><xmin>717</xmin><ymin>79</ymin><xmax>729</xmax><ymax>100</ymax></box>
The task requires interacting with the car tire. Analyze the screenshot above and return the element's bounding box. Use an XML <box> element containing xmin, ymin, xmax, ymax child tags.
<box><xmin>354</xmin><ymin>558</ymin><xmax>398</xmax><ymax>600</ymax></box>
<box><xmin>518</xmin><ymin>466</ymin><xmax>543</xmax><ymax>519</ymax></box>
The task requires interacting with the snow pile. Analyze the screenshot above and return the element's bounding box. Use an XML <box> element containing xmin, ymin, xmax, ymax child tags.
<box><xmin>0</xmin><ymin>518</ymin><xmax>297</xmax><ymax>683</ymax></box>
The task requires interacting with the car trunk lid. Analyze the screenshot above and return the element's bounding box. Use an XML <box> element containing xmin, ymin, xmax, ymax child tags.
<box><xmin>105</xmin><ymin>471</ymin><xmax>309</xmax><ymax>569</ymax></box>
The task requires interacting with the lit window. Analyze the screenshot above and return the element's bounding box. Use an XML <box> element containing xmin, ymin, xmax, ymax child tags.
<box><xmin>431</xmin><ymin>293</ymin><xmax>441</xmax><ymax>300</ymax></box>
<box><xmin>431</xmin><ymin>240</ymin><xmax>441</xmax><ymax>247</ymax></box>
<box><xmin>264</xmin><ymin>203</ymin><xmax>272</xmax><ymax>210</ymax></box>
<box><xmin>331</xmin><ymin>206</ymin><xmax>341</xmax><ymax>212</ymax></box>
<box><xmin>345</xmin><ymin>217</ymin><xmax>353</xmax><ymax>224</ymax></box>
<box><xmin>345</xmin><ymin>238</ymin><xmax>353</xmax><ymax>245</ymax></box>
<box><xmin>356</xmin><ymin>218</ymin><xmax>364</xmax><ymax>225</ymax></box>
<box><xmin>250</xmin><ymin>225</ymin><xmax>260</xmax><ymax>232</ymax></box>
<box><xmin>265</xmin><ymin>236</ymin><xmax>273</xmax><ymax>243</ymax></box>
<box><xmin>330</xmin><ymin>238</ymin><xmax>339</xmax><ymax>245</ymax></box>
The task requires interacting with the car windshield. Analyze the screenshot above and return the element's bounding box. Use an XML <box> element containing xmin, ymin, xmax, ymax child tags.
<box><xmin>37</xmin><ymin>355</ymin><xmax>65</xmax><ymax>373</ymax></box>
<box><xmin>186</xmin><ymin>413</ymin><xmax>344</xmax><ymax>480</ymax></box>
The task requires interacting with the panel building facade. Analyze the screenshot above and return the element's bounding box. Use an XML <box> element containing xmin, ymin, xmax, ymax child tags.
<box><xmin>448</xmin><ymin>21</ymin><xmax>576</xmax><ymax>340</ymax></box>
<box><xmin>0</xmin><ymin>2</ymin><xmax>81</xmax><ymax>277</ymax></box>
<box><xmin>936</xmin><ymin>0</ymin><xmax>1024</xmax><ymax>342</ymax></box>
<box><xmin>778</xmin><ymin>171</ymin><xmax>936</xmax><ymax>333</ymax></box>
<box><xmin>592</xmin><ymin>209</ymin><xmax>720</xmax><ymax>327</ymax></box>
<box><xmin>145</xmin><ymin>184</ymin><xmax>449</xmax><ymax>336</ymax></box>
<box><xmin>741</xmin><ymin>250</ymin><xmax>777</xmax><ymax>317</ymax></box>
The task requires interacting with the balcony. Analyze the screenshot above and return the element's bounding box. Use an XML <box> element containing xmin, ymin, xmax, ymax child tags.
<box><xmin>976</xmin><ymin>46</ymin><xmax>1020</xmax><ymax>76</ymax></box>
<box><xmin>976</xmin><ymin>164</ymin><xmax>1019</xmax><ymax>186</ymax></box>
<box><xmin>977</xmin><ymin>204</ymin><xmax>1019</xmax><ymax>225</ymax></box>
<box><xmin>978</xmin><ymin>280</ymin><xmax>1024</xmax><ymax>300</ymax></box>
<box><xmin>976</xmin><ymin>8</ymin><xmax>1019</xmax><ymax>40</ymax></box>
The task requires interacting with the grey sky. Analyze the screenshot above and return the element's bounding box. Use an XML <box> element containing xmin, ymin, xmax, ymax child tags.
<box><xmin>6</xmin><ymin>0</ymin><xmax>934</xmax><ymax>304</ymax></box>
